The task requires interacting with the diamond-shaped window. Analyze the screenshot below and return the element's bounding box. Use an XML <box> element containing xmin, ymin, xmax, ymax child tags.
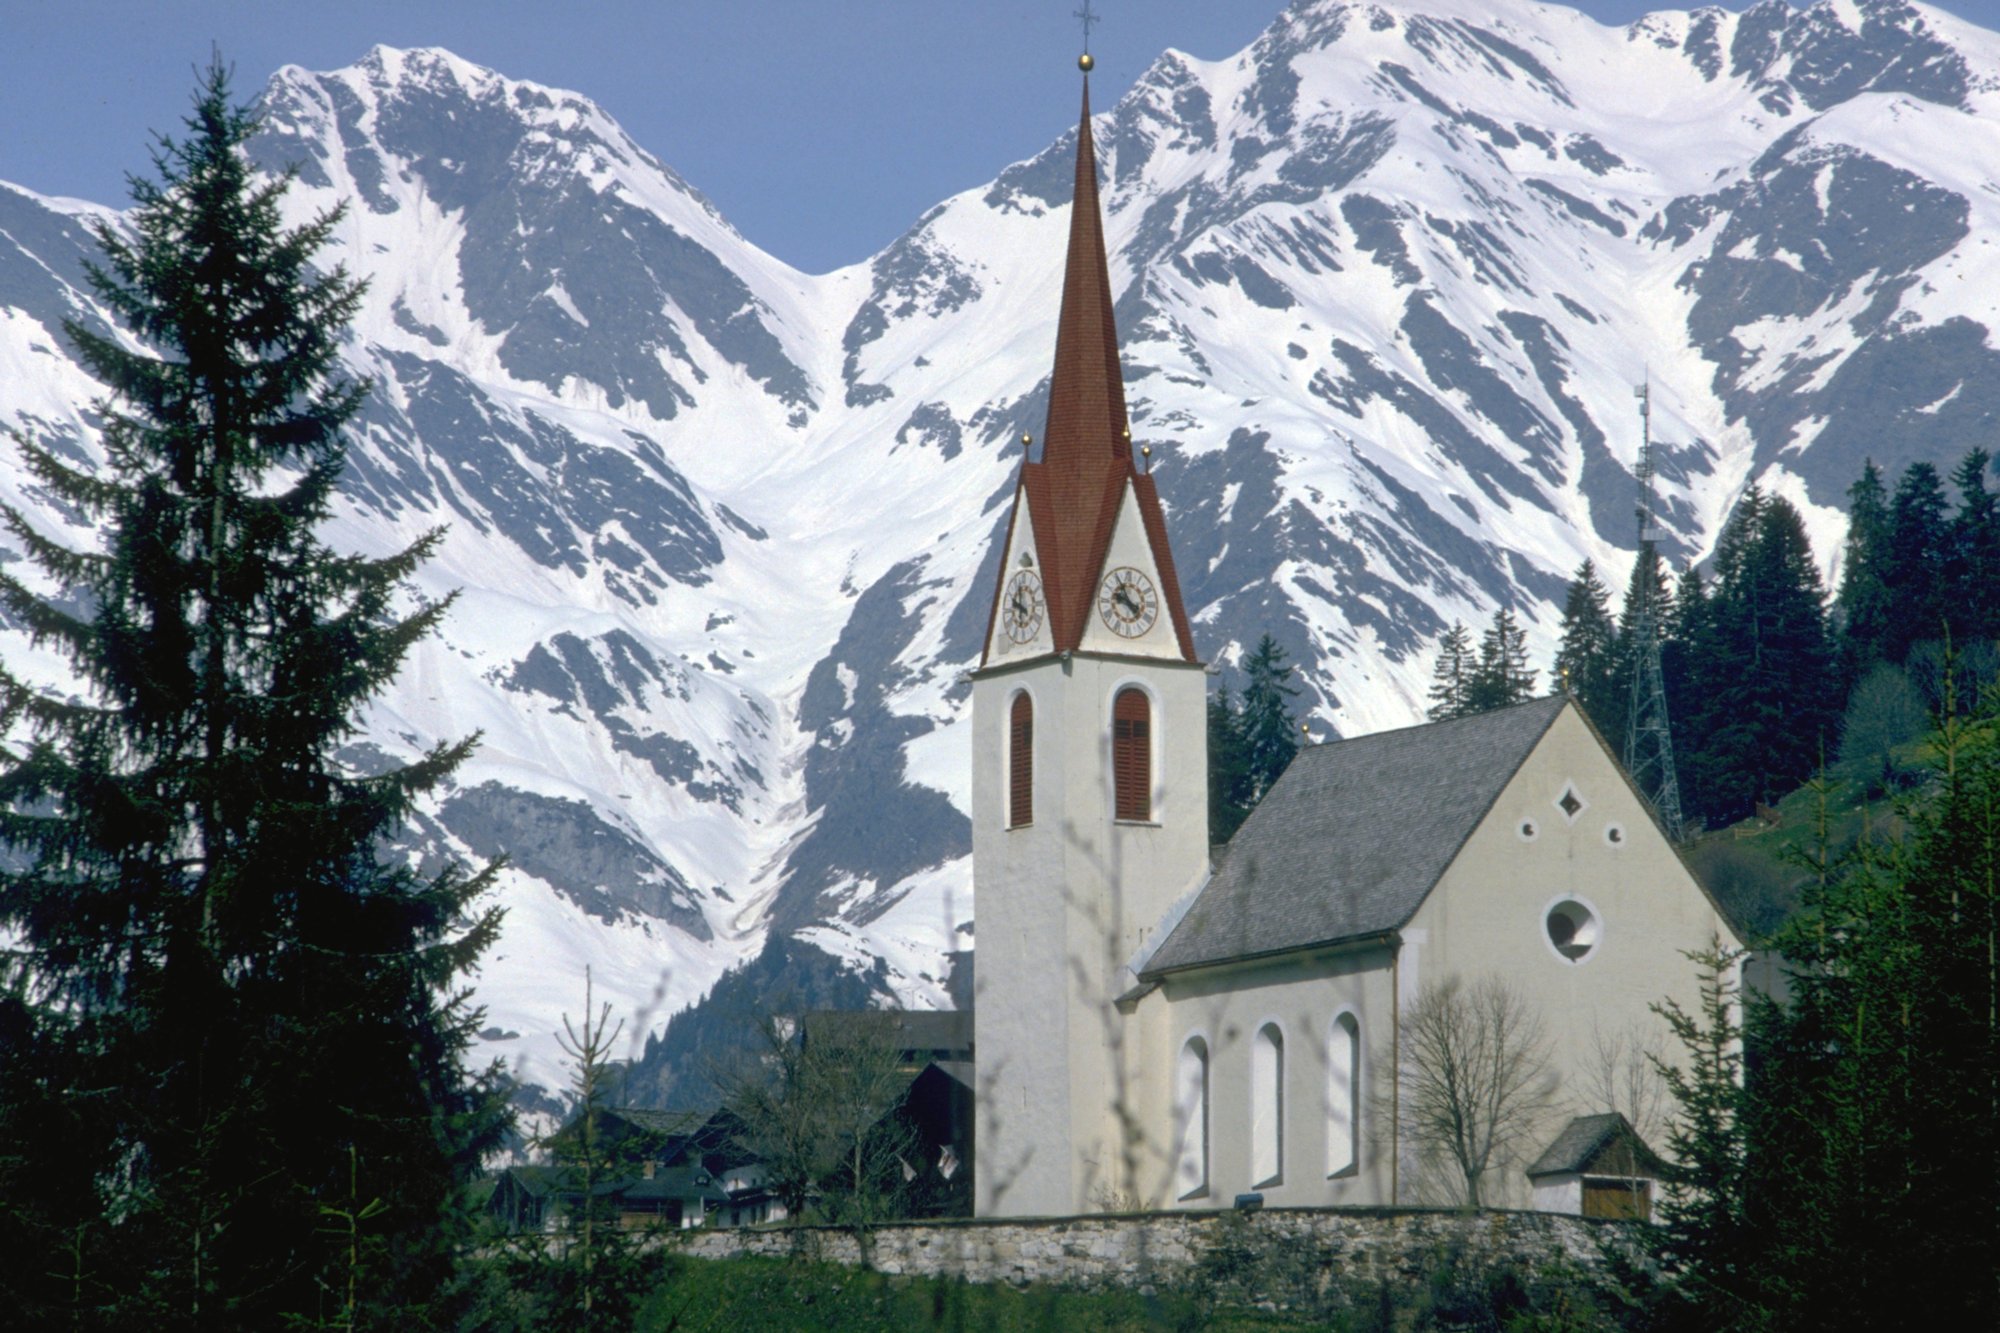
<box><xmin>1555</xmin><ymin>783</ymin><xmax>1586</xmax><ymax>822</ymax></box>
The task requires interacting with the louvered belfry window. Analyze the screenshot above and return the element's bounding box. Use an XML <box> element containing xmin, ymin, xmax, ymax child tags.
<box><xmin>1009</xmin><ymin>692</ymin><xmax>1033</xmax><ymax>829</ymax></box>
<box><xmin>1113</xmin><ymin>687</ymin><xmax>1151</xmax><ymax>822</ymax></box>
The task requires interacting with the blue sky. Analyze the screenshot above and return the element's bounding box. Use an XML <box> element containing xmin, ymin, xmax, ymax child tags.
<box><xmin>3</xmin><ymin>1</ymin><xmax>1996</xmax><ymax>274</ymax></box>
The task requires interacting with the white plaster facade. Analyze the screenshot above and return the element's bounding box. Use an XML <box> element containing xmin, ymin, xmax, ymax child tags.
<box><xmin>973</xmin><ymin>682</ymin><xmax>1744</xmax><ymax>1217</ymax></box>
<box><xmin>1111</xmin><ymin>702</ymin><xmax>1742</xmax><ymax>1212</ymax></box>
<box><xmin>970</xmin><ymin>647</ymin><xmax>1208</xmax><ymax>1216</ymax></box>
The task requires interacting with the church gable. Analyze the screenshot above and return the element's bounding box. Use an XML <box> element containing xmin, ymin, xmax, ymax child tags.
<box><xmin>1411</xmin><ymin>701</ymin><xmax>1743</xmax><ymax>980</ymax></box>
<box><xmin>1075</xmin><ymin>481</ymin><xmax>1184</xmax><ymax>659</ymax></box>
<box><xmin>981</xmin><ymin>494</ymin><xmax>1054</xmax><ymax>665</ymax></box>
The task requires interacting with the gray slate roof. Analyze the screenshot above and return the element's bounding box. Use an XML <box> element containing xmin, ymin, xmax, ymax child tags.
<box><xmin>1527</xmin><ymin>1112</ymin><xmax>1666</xmax><ymax>1178</ymax></box>
<box><xmin>1143</xmin><ymin>695</ymin><xmax>1569</xmax><ymax>977</ymax></box>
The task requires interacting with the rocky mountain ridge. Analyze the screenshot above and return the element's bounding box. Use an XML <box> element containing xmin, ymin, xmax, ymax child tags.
<box><xmin>4</xmin><ymin>1</ymin><xmax>1997</xmax><ymax>1101</ymax></box>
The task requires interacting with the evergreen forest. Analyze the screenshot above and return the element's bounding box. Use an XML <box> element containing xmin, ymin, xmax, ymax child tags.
<box><xmin>1429</xmin><ymin>450</ymin><xmax>2000</xmax><ymax>831</ymax></box>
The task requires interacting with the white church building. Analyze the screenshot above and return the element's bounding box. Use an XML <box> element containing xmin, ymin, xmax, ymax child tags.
<box><xmin>968</xmin><ymin>68</ymin><xmax>1743</xmax><ymax>1219</ymax></box>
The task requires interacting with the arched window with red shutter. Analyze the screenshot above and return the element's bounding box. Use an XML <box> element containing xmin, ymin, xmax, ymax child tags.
<box><xmin>1008</xmin><ymin>692</ymin><xmax>1033</xmax><ymax>829</ymax></box>
<box><xmin>1113</xmin><ymin>687</ymin><xmax>1151</xmax><ymax>822</ymax></box>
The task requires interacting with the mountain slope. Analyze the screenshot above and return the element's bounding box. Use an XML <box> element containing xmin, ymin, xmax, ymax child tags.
<box><xmin>4</xmin><ymin>1</ymin><xmax>1998</xmax><ymax>1102</ymax></box>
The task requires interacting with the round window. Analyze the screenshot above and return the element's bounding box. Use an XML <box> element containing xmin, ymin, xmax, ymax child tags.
<box><xmin>1545</xmin><ymin>897</ymin><xmax>1601</xmax><ymax>963</ymax></box>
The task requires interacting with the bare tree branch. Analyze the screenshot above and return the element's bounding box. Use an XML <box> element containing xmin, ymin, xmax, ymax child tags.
<box><xmin>1386</xmin><ymin>976</ymin><xmax>1557</xmax><ymax>1208</ymax></box>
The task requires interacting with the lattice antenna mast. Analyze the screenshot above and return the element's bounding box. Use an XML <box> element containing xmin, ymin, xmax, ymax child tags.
<box><xmin>1624</xmin><ymin>380</ymin><xmax>1686</xmax><ymax>841</ymax></box>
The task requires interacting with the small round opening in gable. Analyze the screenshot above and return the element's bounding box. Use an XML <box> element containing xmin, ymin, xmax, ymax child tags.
<box><xmin>1545</xmin><ymin>898</ymin><xmax>1600</xmax><ymax>963</ymax></box>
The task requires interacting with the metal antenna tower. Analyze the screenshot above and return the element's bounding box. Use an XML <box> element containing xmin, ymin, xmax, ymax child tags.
<box><xmin>1624</xmin><ymin>380</ymin><xmax>1685</xmax><ymax>841</ymax></box>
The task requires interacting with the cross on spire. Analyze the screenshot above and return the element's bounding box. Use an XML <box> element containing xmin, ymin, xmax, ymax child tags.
<box><xmin>1075</xmin><ymin>1</ymin><xmax>1100</xmax><ymax>53</ymax></box>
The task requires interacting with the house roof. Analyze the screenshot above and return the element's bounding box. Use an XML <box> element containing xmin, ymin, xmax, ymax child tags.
<box><xmin>980</xmin><ymin>79</ymin><xmax>1194</xmax><ymax>664</ymax></box>
<box><xmin>801</xmin><ymin>1009</ymin><xmax>972</xmax><ymax>1056</ymax></box>
<box><xmin>493</xmin><ymin>1165</ymin><xmax>563</xmax><ymax>1198</ymax></box>
<box><xmin>926</xmin><ymin>1059</ymin><xmax>976</xmax><ymax>1092</ymax></box>
<box><xmin>620</xmin><ymin>1166</ymin><xmax>727</xmax><ymax>1204</ymax></box>
<box><xmin>604</xmin><ymin>1106</ymin><xmax>699</xmax><ymax>1138</ymax></box>
<box><xmin>1142</xmin><ymin>695</ymin><xmax>1570</xmax><ymax>976</ymax></box>
<box><xmin>1527</xmin><ymin>1112</ymin><xmax>1668</xmax><ymax>1179</ymax></box>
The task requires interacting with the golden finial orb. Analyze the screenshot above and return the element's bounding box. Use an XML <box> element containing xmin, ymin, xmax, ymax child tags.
<box><xmin>1140</xmin><ymin>445</ymin><xmax>1152</xmax><ymax>459</ymax></box>
<box><xmin>1078</xmin><ymin>52</ymin><xmax>1095</xmax><ymax>72</ymax></box>
<box><xmin>1020</xmin><ymin>432</ymin><xmax>1033</xmax><ymax>449</ymax></box>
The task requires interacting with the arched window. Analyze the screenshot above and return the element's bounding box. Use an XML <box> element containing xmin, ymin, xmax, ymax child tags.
<box><xmin>1174</xmin><ymin>1037</ymin><xmax>1209</xmax><ymax>1200</ymax></box>
<box><xmin>1328</xmin><ymin>1012</ymin><xmax>1360</xmax><ymax>1178</ymax></box>
<box><xmin>1252</xmin><ymin>1022</ymin><xmax>1284</xmax><ymax>1188</ymax></box>
<box><xmin>1008</xmin><ymin>692</ymin><xmax>1033</xmax><ymax>829</ymax></box>
<box><xmin>1113</xmin><ymin>688</ymin><xmax>1150</xmax><ymax>822</ymax></box>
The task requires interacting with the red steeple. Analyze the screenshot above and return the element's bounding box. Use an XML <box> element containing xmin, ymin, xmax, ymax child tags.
<box><xmin>986</xmin><ymin>79</ymin><xmax>1196</xmax><ymax>663</ymax></box>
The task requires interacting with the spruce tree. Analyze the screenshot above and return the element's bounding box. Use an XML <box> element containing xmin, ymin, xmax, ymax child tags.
<box><xmin>1663</xmin><ymin>561</ymin><xmax>1714</xmax><ymax>818</ymax></box>
<box><xmin>1883</xmin><ymin>460</ymin><xmax>1950</xmax><ymax>664</ymax></box>
<box><xmin>1206</xmin><ymin>684</ymin><xmax>1251</xmax><ymax>844</ymax></box>
<box><xmin>1649</xmin><ymin>942</ymin><xmax>1754</xmax><ymax>1322</ymax></box>
<box><xmin>1699</xmin><ymin>496</ymin><xmax>1837</xmax><ymax>824</ymax></box>
<box><xmin>0</xmin><ymin>61</ymin><xmax>505</xmax><ymax>1329</ymax></box>
<box><xmin>1237</xmin><ymin>634</ymin><xmax>1301</xmax><ymax>802</ymax></box>
<box><xmin>1947</xmin><ymin>448</ymin><xmax>2000</xmax><ymax>649</ymax></box>
<box><xmin>1425</xmin><ymin>621</ymin><xmax>1475</xmax><ymax>722</ymax></box>
<box><xmin>1552</xmin><ymin>559</ymin><xmax>1617</xmax><ymax>728</ymax></box>
<box><xmin>1834</xmin><ymin>459</ymin><xmax>1893</xmax><ymax>677</ymax></box>
<box><xmin>1611</xmin><ymin>545</ymin><xmax>1675</xmax><ymax>753</ymax></box>
<box><xmin>1466</xmin><ymin>607</ymin><xmax>1536</xmax><ymax>712</ymax></box>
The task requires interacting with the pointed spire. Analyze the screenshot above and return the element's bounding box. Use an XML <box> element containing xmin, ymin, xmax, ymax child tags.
<box><xmin>982</xmin><ymin>66</ymin><xmax>1196</xmax><ymax>665</ymax></box>
<box><xmin>1042</xmin><ymin>81</ymin><xmax>1131</xmax><ymax>470</ymax></box>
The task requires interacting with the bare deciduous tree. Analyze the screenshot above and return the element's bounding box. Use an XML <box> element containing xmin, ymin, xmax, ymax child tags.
<box><xmin>1581</xmin><ymin>1018</ymin><xmax>1670</xmax><ymax>1150</ymax></box>
<box><xmin>720</xmin><ymin>1012</ymin><xmax>920</xmax><ymax>1230</ymax></box>
<box><xmin>1389</xmin><ymin>977</ymin><xmax>1557</xmax><ymax>1208</ymax></box>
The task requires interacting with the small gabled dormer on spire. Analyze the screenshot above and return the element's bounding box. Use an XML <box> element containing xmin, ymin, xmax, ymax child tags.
<box><xmin>980</xmin><ymin>57</ymin><xmax>1196</xmax><ymax>667</ymax></box>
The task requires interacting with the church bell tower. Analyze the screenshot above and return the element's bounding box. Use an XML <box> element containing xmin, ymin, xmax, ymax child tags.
<box><xmin>970</xmin><ymin>57</ymin><xmax>1208</xmax><ymax>1218</ymax></box>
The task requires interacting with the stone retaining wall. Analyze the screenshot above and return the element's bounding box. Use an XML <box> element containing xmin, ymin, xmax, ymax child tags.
<box><xmin>668</xmin><ymin>1207</ymin><xmax>1635</xmax><ymax>1302</ymax></box>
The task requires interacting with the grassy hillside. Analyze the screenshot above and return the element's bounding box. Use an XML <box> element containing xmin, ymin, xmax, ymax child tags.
<box><xmin>1682</xmin><ymin>750</ymin><xmax>1924</xmax><ymax>944</ymax></box>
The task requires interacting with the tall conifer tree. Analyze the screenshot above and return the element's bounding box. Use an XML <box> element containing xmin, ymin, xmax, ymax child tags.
<box><xmin>1426</xmin><ymin>621</ymin><xmax>1475</xmax><ymax>722</ymax></box>
<box><xmin>1884</xmin><ymin>461</ymin><xmax>1950</xmax><ymax>664</ymax></box>
<box><xmin>1466</xmin><ymin>607</ymin><xmax>1536</xmax><ymax>712</ymax></box>
<box><xmin>1948</xmin><ymin>448</ymin><xmax>1999</xmax><ymax>648</ymax></box>
<box><xmin>1237</xmin><ymin>634</ymin><xmax>1300</xmax><ymax>802</ymax></box>
<box><xmin>1553</xmin><ymin>560</ymin><xmax>1617</xmax><ymax>728</ymax></box>
<box><xmin>1835</xmin><ymin>459</ymin><xmax>1893</xmax><ymax>676</ymax></box>
<box><xmin>1665</xmin><ymin>562</ymin><xmax>1715</xmax><ymax>820</ymax></box>
<box><xmin>0</xmin><ymin>61</ymin><xmax>505</xmax><ymax>1328</ymax></box>
<box><xmin>1206</xmin><ymin>685</ymin><xmax>1251</xmax><ymax>844</ymax></box>
<box><xmin>1700</xmin><ymin>496</ymin><xmax>1836</xmax><ymax>823</ymax></box>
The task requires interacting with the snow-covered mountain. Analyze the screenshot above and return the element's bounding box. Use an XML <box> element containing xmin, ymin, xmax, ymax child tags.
<box><xmin>5</xmin><ymin>1</ymin><xmax>1999</xmax><ymax>1100</ymax></box>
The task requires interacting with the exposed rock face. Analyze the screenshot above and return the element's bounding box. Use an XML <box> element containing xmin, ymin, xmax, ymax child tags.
<box><xmin>6</xmin><ymin>2</ymin><xmax>2000</xmax><ymax>1097</ymax></box>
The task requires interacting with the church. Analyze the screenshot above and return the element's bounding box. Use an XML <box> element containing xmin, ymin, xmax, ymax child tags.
<box><xmin>967</xmin><ymin>64</ymin><xmax>1743</xmax><ymax>1219</ymax></box>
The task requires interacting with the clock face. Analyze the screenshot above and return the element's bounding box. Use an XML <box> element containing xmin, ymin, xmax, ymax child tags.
<box><xmin>1002</xmin><ymin>570</ymin><xmax>1045</xmax><ymax>644</ymax></box>
<box><xmin>1097</xmin><ymin>566</ymin><xmax>1160</xmax><ymax>638</ymax></box>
